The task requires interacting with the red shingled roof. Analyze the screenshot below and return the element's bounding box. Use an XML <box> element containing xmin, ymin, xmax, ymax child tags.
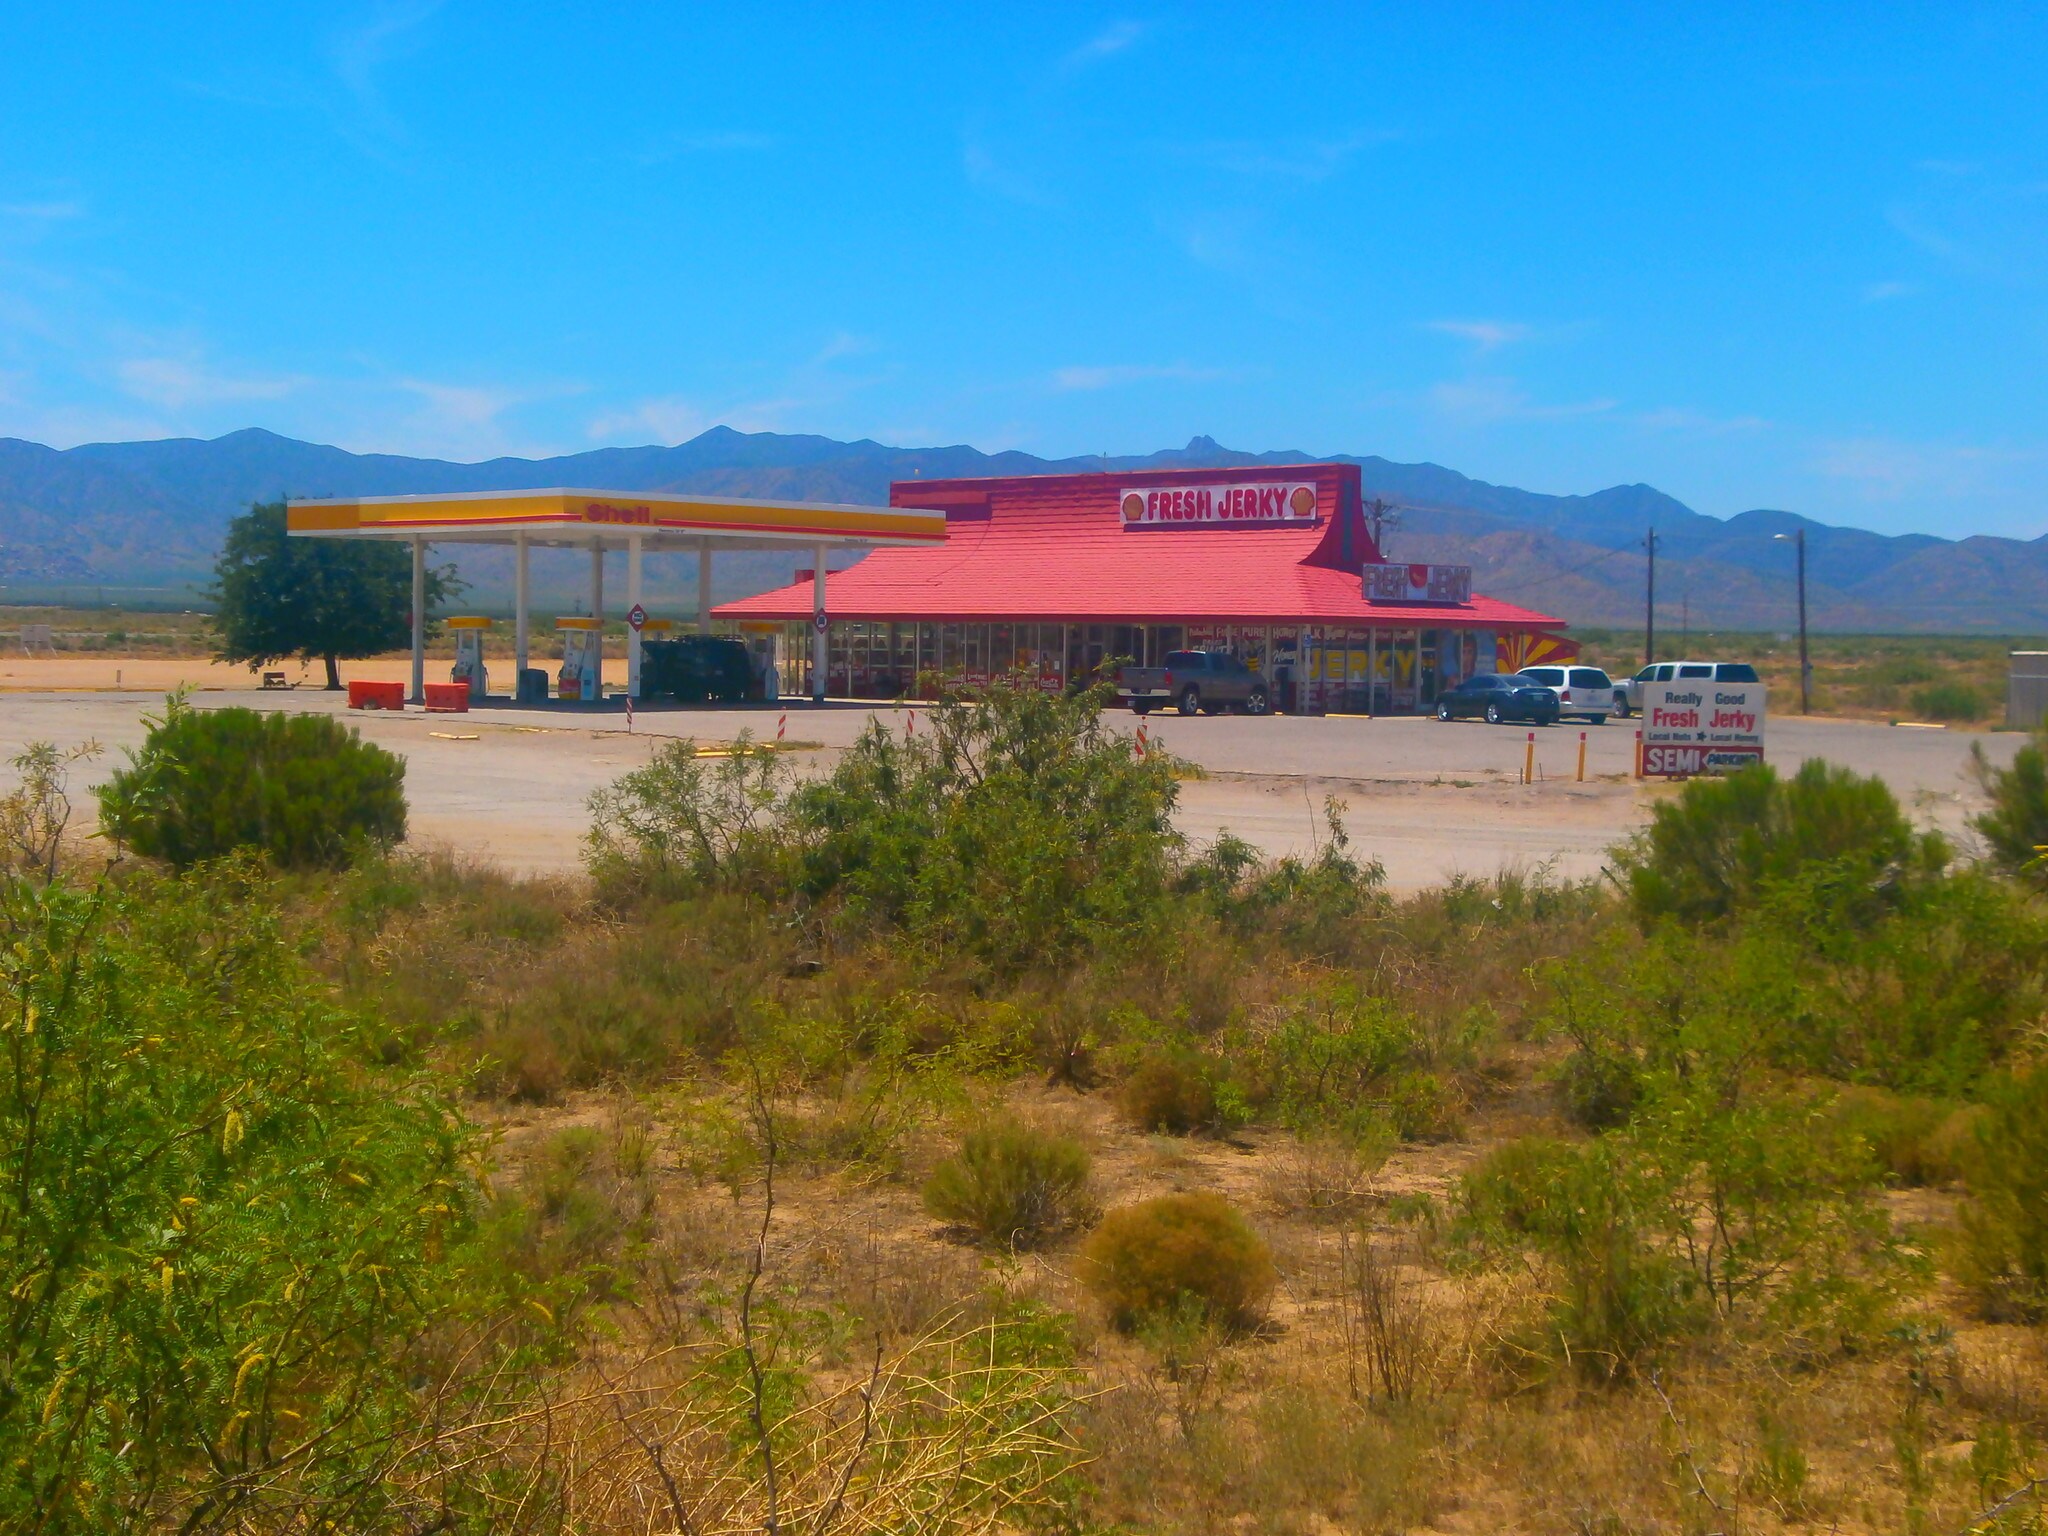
<box><xmin>714</xmin><ymin>463</ymin><xmax>1565</xmax><ymax>632</ymax></box>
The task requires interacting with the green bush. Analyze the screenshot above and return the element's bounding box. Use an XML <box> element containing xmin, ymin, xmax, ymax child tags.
<box><xmin>1616</xmin><ymin>759</ymin><xmax>1944</xmax><ymax>925</ymax></box>
<box><xmin>1911</xmin><ymin>680</ymin><xmax>1987</xmax><ymax>721</ymax></box>
<box><xmin>583</xmin><ymin>735</ymin><xmax>791</xmax><ymax>900</ymax></box>
<box><xmin>0</xmin><ymin>865</ymin><xmax>478</xmax><ymax>1531</ymax></box>
<box><xmin>1957</xmin><ymin>1063</ymin><xmax>2048</xmax><ymax>1321</ymax></box>
<box><xmin>1459</xmin><ymin>1082</ymin><xmax>1908</xmax><ymax>1377</ymax></box>
<box><xmin>923</xmin><ymin>1119</ymin><xmax>1094</xmax><ymax>1249</ymax></box>
<box><xmin>788</xmin><ymin>675</ymin><xmax>1184</xmax><ymax>972</ymax></box>
<box><xmin>1080</xmin><ymin>1192</ymin><xmax>1275</xmax><ymax>1333</ymax></box>
<box><xmin>98</xmin><ymin>698</ymin><xmax>405</xmax><ymax>868</ymax></box>
<box><xmin>1973</xmin><ymin>741</ymin><xmax>2048</xmax><ymax>883</ymax></box>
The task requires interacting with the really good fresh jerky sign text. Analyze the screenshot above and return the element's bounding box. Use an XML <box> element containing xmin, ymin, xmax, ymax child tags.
<box><xmin>1641</xmin><ymin>681</ymin><xmax>1768</xmax><ymax>776</ymax></box>
<box><xmin>1120</xmin><ymin>483</ymin><xmax>1319</xmax><ymax>526</ymax></box>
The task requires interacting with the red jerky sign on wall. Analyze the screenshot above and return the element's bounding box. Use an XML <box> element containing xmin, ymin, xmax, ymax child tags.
<box><xmin>1363</xmin><ymin>563</ymin><xmax>1473</xmax><ymax>604</ymax></box>
<box><xmin>1120</xmin><ymin>482</ymin><xmax>1319</xmax><ymax>526</ymax></box>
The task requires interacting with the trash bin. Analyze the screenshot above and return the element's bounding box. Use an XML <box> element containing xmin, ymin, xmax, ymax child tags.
<box><xmin>517</xmin><ymin>667</ymin><xmax>551</xmax><ymax>703</ymax></box>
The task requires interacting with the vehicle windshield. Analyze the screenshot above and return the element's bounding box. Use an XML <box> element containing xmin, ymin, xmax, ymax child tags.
<box><xmin>1569</xmin><ymin>668</ymin><xmax>1612</xmax><ymax>688</ymax></box>
<box><xmin>1715</xmin><ymin>663</ymin><xmax>1760</xmax><ymax>682</ymax></box>
<box><xmin>1519</xmin><ymin>668</ymin><xmax>1564</xmax><ymax>685</ymax></box>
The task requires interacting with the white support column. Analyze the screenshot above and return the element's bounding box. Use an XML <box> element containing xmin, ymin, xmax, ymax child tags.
<box><xmin>626</xmin><ymin>534</ymin><xmax>644</xmax><ymax>699</ymax></box>
<box><xmin>513</xmin><ymin>534</ymin><xmax>530</xmax><ymax>696</ymax></box>
<box><xmin>811</xmin><ymin>542</ymin><xmax>828</xmax><ymax>705</ymax></box>
<box><xmin>590</xmin><ymin>541</ymin><xmax>605</xmax><ymax>695</ymax></box>
<box><xmin>409</xmin><ymin>536</ymin><xmax>425</xmax><ymax>703</ymax></box>
<box><xmin>697</xmin><ymin>538</ymin><xmax>713</xmax><ymax>633</ymax></box>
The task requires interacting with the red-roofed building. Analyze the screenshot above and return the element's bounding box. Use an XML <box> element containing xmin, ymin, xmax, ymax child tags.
<box><xmin>715</xmin><ymin>463</ymin><xmax>1576</xmax><ymax>712</ymax></box>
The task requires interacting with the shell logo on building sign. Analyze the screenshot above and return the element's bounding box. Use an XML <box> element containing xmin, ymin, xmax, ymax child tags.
<box><xmin>1119</xmin><ymin>482</ymin><xmax>1318</xmax><ymax>526</ymax></box>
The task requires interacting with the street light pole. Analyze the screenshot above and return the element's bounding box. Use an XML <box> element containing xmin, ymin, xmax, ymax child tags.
<box><xmin>1643</xmin><ymin>528</ymin><xmax>1659</xmax><ymax>666</ymax></box>
<box><xmin>1774</xmin><ymin>528</ymin><xmax>1810</xmax><ymax>714</ymax></box>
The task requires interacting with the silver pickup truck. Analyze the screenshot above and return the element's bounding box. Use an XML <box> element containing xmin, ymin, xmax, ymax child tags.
<box><xmin>1118</xmin><ymin>650</ymin><xmax>1272</xmax><ymax>716</ymax></box>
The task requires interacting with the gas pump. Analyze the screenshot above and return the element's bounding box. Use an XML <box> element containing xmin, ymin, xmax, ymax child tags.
<box><xmin>556</xmin><ymin>617</ymin><xmax>603</xmax><ymax>701</ymax></box>
<box><xmin>447</xmin><ymin>616</ymin><xmax>491</xmax><ymax>699</ymax></box>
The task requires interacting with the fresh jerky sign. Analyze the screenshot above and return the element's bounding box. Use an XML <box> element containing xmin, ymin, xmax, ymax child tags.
<box><xmin>1363</xmin><ymin>562</ymin><xmax>1473</xmax><ymax>604</ymax></box>
<box><xmin>1641</xmin><ymin>681</ymin><xmax>1767</xmax><ymax>776</ymax></box>
<box><xmin>1119</xmin><ymin>482</ymin><xmax>1319</xmax><ymax>526</ymax></box>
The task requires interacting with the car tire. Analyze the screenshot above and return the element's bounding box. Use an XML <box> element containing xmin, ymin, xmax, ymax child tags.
<box><xmin>1436</xmin><ymin>701</ymin><xmax>1453</xmax><ymax>721</ymax></box>
<box><xmin>1245</xmin><ymin>686</ymin><xmax>1270</xmax><ymax>716</ymax></box>
<box><xmin>1485</xmin><ymin>702</ymin><xmax>1503</xmax><ymax>724</ymax></box>
<box><xmin>1590</xmin><ymin>715</ymin><xmax>1606</xmax><ymax>726</ymax></box>
<box><xmin>1613</xmin><ymin>700</ymin><xmax>1631</xmax><ymax>719</ymax></box>
<box><xmin>1131</xmin><ymin>701</ymin><xmax>1152</xmax><ymax>716</ymax></box>
<box><xmin>1178</xmin><ymin>686</ymin><xmax>1201</xmax><ymax>717</ymax></box>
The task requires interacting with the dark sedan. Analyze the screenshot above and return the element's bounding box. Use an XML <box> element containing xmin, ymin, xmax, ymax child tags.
<box><xmin>1434</xmin><ymin>672</ymin><xmax>1561</xmax><ymax>724</ymax></box>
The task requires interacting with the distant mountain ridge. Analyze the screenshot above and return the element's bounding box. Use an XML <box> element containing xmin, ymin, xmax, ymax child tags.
<box><xmin>0</xmin><ymin>425</ymin><xmax>2040</xmax><ymax>632</ymax></box>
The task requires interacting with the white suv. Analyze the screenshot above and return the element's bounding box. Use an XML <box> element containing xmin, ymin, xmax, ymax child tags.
<box><xmin>1612</xmin><ymin>660</ymin><xmax>1762</xmax><ymax>718</ymax></box>
<box><xmin>1516</xmin><ymin>664</ymin><xmax>1615</xmax><ymax>724</ymax></box>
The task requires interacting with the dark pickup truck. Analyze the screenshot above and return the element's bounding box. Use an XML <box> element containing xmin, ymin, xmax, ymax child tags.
<box><xmin>1117</xmin><ymin>650</ymin><xmax>1272</xmax><ymax>716</ymax></box>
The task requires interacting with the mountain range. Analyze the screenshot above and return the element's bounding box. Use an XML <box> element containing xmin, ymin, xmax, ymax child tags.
<box><xmin>0</xmin><ymin>425</ymin><xmax>2041</xmax><ymax>632</ymax></box>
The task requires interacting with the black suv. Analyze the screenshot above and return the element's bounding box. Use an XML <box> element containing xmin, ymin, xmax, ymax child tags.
<box><xmin>639</xmin><ymin>635</ymin><xmax>753</xmax><ymax>703</ymax></box>
<box><xmin>1433</xmin><ymin>672</ymin><xmax>1561</xmax><ymax>725</ymax></box>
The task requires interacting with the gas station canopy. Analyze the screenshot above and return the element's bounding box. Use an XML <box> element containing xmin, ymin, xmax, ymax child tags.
<box><xmin>284</xmin><ymin>488</ymin><xmax>947</xmax><ymax>704</ymax></box>
<box><xmin>284</xmin><ymin>487</ymin><xmax>947</xmax><ymax>550</ymax></box>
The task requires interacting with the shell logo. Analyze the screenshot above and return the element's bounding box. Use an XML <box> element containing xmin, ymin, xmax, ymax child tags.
<box><xmin>1121</xmin><ymin>493</ymin><xmax>1146</xmax><ymax>519</ymax></box>
<box><xmin>1291</xmin><ymin>486</ymin><xmax>1316</xmax><ymax>518</ymax></box>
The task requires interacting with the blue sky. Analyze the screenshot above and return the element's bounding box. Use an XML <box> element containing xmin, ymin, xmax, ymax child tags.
<box><xmin>2</xmin><ymin>5</ymin><xmax>2045</xmax><ymax>538</ymax></box>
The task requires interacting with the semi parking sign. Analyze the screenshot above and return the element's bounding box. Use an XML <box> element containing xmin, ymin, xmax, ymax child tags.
<box><xmin>1641</xmin><ymin>680</ymin><xmax>1767</xmax><ymax>776</ymax></box>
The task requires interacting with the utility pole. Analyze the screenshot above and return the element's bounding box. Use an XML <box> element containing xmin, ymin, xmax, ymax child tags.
<box><xmin>1363</xmin><ymin>496</ymin><xmax>1401</xmax><ymax>558</ymax></box>
<box><xmin>1774</xmin><ymin>528</ymin><xmax>1810</xmax><ymax>714</ymax></box>
<box><xmin>1643</xmin><ymin>528</ymin><xmax>1659</xmax><ymax>665</ymax></box>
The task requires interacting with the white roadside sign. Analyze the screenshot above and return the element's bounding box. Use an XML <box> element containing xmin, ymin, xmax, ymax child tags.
<box><xmin>1641</xmin><ymin>680</ymin><xmax>1767</xmax><ymax>777</ymax></box>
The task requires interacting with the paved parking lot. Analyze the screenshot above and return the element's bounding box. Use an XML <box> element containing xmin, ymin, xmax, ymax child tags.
<box><xmin>0</xmin><ymin>688</ymin><xmax>2018</xmax><ymax>892</ymax></box>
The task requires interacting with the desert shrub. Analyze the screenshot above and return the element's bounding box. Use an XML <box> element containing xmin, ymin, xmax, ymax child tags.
<box><xmin>1912</xmin><ymin>680</ymin><xmax>1987</xmax><ymax>721</ymax></box>
<box><xmin>1973</xmin><ymin>741</ymin><xmax>2048</xmax><ymax>883</ymax></box>
<box><xmin>98</xmin><ymin>697</ymin><xmax>405</xmax><ymax>868</ymax></box>
<box><xmin>0</xmin><ymin>864</ymin><xmax>480</xmax><ymax>1532</ymax></box>
<box><xmin>923</xmin><ymin>1119</ymin><xmax>1094</xmax><ymax>1249</ymax></box>
<box><xmin>788</xmin><ymin>675</ymin><xmax>1184</xmax><ymax>971</ymax></box>
<box><xmin>1080</xmin><ymin>1192</ymin><xmax>1275</xmax><ymax>1333</ymax></box>
<box><xmin>1957</xmin><ymin>1063</ymin><xmax>2048</xmax><ymax>1321</ymax></box>
<box><xmin>584</xmin><ymin>735</ymin><xmax>791</xmax><ymax>900</ymax></box>
<box><xmin>1184</xmin><ymin>800</ymin><xmax>1387</xmax><ymax>951</ymax></box>
<box><xmin>1115</xmin><ymin>1044</ymin><xmax>1222</xmax><ymax>1134</ymax></box>
<box><xmin>1828</xmin><ymin>1086</ymin><xmax>1973</xmax><ymax>1188</ymax></box>
<box><xmin>0</xmin><ymin>740</ymin><xmax>99</xmax><ymax>884</ymax></box>
<box><xmin>1460</xmin><ymin>1079</ymin><xmax>1908</xmax><ymax>1378</ymax></box>
<box><xmin>1616</xmin><ymin>759</ymin><xmax>1944</xmax><ymax>925</ymax></box>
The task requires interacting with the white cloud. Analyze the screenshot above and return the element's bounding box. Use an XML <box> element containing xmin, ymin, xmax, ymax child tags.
<box><xmin>1427</xmin><ymin>376</ymin><xmax>1616</xmax><ymax>423</ymax></box>
<box><xmin>324</xmin><ymin>0</ymin><xmax>441</xmax><ymax>154</ymax></box>
<box><xmin>1635</xmin><ymin>406</ymin><xmax>1769</xmax><ymax>435</ymax></box>
<box><xmin>0</xmin><ymin>201</ymin><xmax>84</xmax><ymax>223</ymax></box>
<box><xmin>1063</xmin><ymin>20</ymin><xmax>1144</xmax><ymax>70</ymax></box>
<box><xmin>1208</xmin><ymin>129</ymin><xmax>1402</xmax><ymax>182</ymax></box>
<box><xmin>1425</xmin><ymin>319</ymin><xmax>1534</xmax><ymax>353</ymax></box>
<box><xmin>117</xmin><ymin>355</ymin><xmax>299</xmax><ymax>409</ymax></box>
<box><xmin>587</xmin><ymin>396</ymin><xmax>713</xmax><ymax>445</ymax></box>
<box><xmin>634</xmin><ymin>130</ymin><xmax>779</xmax><ymax>165</ymax></box>
<box><xmin>1051</xmin><ymin>363</ymin><xmax>1230</xmax><ymax>391</ymax></box>
<box><xmin>1811</xmin><ymin>435</ymin><xmax>2037</xmax><ymax>502</ymax></box>
<box><xmin>962</xmin><ymin>137</ymin><xmax>1055</xmax><ymax>206</ymax></box>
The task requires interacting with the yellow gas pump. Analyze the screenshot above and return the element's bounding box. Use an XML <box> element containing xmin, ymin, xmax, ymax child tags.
<box><xmin>556</xmin><ymin>617</ymin><xmax>603</xmax><ymax>701</ymax></box>
<box><xmin>447</xmin><ymin>616</ymin><xmax>491</xmax><ymax>699</ymax></box>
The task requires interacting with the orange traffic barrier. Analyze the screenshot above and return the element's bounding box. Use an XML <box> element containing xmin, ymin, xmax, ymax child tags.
<box><xmin>348</xmin><ymin>680</ymin><xmax>406</xmax><ymax>710</ymax></box>
<box><xmin>422</xmin><ymin>683</ymin><xmax>470</xmax><ymax>713</ymax></box>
